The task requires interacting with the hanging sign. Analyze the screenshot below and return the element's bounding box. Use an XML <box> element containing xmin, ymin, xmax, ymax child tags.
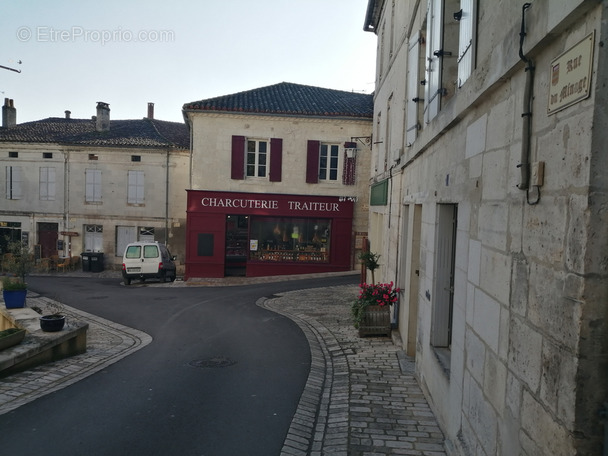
<box><xmin>548</xmin><ymin>32</ymin><xmax>594</xmax><ymax>115</ymax></box>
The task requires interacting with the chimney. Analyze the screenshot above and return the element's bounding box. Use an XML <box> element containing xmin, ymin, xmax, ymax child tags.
<box><xmin>65</xmin><ymin>110</ymin><xmax>71</xmax><ymax>119</ymax></box>
<box><xmin>95</xmin><ymin>102</ymin><xmax>110</xmax><ymax>132</ymax></box>
<box><xmin>2</xmin><ymin>98</ymin><xmax>17</xmax><ymax>128</ymax></box>
<box><xmin>147</xmin><ymin>102</ymin><xmax>154</xmax><ymax>119</ymax></box>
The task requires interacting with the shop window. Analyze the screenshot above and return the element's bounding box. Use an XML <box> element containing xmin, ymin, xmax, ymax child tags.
<box><xmin>231</xmin><ymin>135</ymin><xmax>282</xmax><ymax>181</ymax></box>
<box><xmin>249</xmin><ymin>217</ymin><xmax>330</xmax><ymax>263</ymax></box>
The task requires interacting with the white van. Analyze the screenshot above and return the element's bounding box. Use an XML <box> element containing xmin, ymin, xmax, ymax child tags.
<box><xmin>121</xmin><ymin>241</ymin><xmax>177</xmax><ymax>285</ymax></box>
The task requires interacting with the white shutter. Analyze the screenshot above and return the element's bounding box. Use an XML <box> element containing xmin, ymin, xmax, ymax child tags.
<box><xmin>458</xmin><ymin>0</ymin><xmax>476</xmax><ymax>87</ymax></box>
<box><xmin>424</xmin><ymin>0</ymin><xmax>443</xmax><ymax>124</ymax></box>
<box><xmin>6</xmin><ymin>166</ymin><xmax>23</xmax><ymax>200</ymax></box>
<box><xmin>406</xmin><ymin>32</ymin><xmax>421</xmax><ymax>146</ymax></box>
<box><xmin>40</xmin><ymin>167</ymin><xmax>56</xmax><ymax>201</ymax></box>
<box><xmin>128</xmin><ymin>171</ymin><xmax>144</xmax><ymax>204</ymax></box>
<box><xmin>86</xmin><ymin>169</ymin><xmax>101</xmax><ymax>202</ymax></box>
<box><xmin>116</xmin><ymin>226</ymin><xmax>136</xmax><ymax>256</ymax></box>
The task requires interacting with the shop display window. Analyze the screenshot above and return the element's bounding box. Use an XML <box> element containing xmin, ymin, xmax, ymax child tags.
<box><xmin>249</xmin><ymin>217</ymin><xmax>330</xmax><ymax>263</ymax></box>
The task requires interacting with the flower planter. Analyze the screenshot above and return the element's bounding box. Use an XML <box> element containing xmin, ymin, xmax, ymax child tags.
<box><xmin>3</xmin><ymin>289</ymin><xmax>27</xmax><ymax>309</ymax></box>
<box><xmin>0</xmin><ymin>328</ymin><xmax>26</xmax><ymax>350</ymax></box>
<box><xmin>40</xmin><ymin>315</ymin><xmax>66</xmax><ymax>332</ymax></box>
<box><xmin>358</xmin><ymin>305</ymin><xmax>391</xmax><ymax>337</ymax></box>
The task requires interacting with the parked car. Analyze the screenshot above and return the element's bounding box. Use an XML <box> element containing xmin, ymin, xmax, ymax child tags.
<box><xmin>121</xmin><ymin>241</ymin><xmax>177</xmax><ymax>285</ymax></box>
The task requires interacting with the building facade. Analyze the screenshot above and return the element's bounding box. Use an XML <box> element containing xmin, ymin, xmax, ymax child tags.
<box><xmin>364</xmin><ymin>1</ymin><xmax>607</xmax><ymax>455</ymax></box>
<box><xmin>0</xmin><ymin>100</ymin><xmax>189</xmax><ymax>271</ymax></box>
<box><xmin>182</xmin><ymin>82</ymin><xmax>373</xmax><ymax>278</ymax></box>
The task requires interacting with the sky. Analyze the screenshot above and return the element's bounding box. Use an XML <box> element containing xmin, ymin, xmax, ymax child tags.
<box><xmin>0</xmin><ymin>0</ymin><xmax>377</xmax><ymax>124</ymax></box>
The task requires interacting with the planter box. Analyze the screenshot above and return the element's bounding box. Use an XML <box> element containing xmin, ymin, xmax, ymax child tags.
<box><xmin>0</xmin><ymin>328</ymin><xmax>26</xmax><ymax>351</ymax></box>
<box><xmin>358</xmin><ymin>305</ymin><xmax>391</xmax><ymax>337</ymax></box>
<box><xmin>3</xmin><ymin>289</ymin><xmax>27</xmax><ymax>309</ymax></box>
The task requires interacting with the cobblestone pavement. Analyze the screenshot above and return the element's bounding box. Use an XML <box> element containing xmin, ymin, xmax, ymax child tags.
<box><xmin>1</xmin><ymin>275</ymin><xmax>446</xmax><ymax>455</ymax></box>
<box><xmin>261</xmin><ymin>285</ymin><xmax>446</xmax><ymax>456</ymax></box>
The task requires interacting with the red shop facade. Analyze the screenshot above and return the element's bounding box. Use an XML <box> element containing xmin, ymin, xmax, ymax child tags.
<box><xmin>186</xmin><ymin>190</ymin><xmax>354</xmax><ymax>278</ymax></box>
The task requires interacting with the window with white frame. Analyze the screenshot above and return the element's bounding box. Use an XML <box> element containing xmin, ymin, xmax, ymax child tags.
<box><xmin>39</xmin><ymin>167</ymin><xmax>56</xmax><ymax>201</ymax></box>
<box><xmin>127</xmin><ymin>170</ymin><xmax>144</xmax><ymax>204</ymax></box>
<box><xmin>319</xmin><ymin>144</ymin><xmax>339</xmax><ymax>182</ymax></box>
<box><xmin>5</xmin><ymin>166</ymin><xmax>22</xmax><ymax>200</ymax></box>
<box><xmin>84</xmin><ymin>224</ymin><xmax>103</xmax><ymax>252</ymax></box>
<box><xmin>85</xmin><ymin>169</ymin><xmax>102</xmax><ymax>203</ymax></box>
<box><xmin>424</xmin><ymin>0</ymin><xmax>477</xmax><ymax>123</ymax></box>
<box><xmin>457</xmin><ymin>0</ymin><xmax>477</xmax><ymax>87</ymax></box>
<box><xmin>246</xmin><ymin>139</ymin><xmax>267</xmax><ymax>178</ymax></box>
<box><xmin>406</xmin><ymin>32</ymin><xmax>422</xmax><ymax>146</ymax></box>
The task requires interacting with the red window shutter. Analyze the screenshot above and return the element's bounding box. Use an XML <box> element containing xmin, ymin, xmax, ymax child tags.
<box><xmin>343</xmin><ymin>142</ymin><xmax>357</xmax><ymax>185</ymax></box>
<box><xmin>343</xmin><ymin>157</ymin><xmax>356</xmax><ymax>185</ymax></box>
<box><xmin>231</xmin><ymin>135</ymin><xmax>245</xmax><ymax>180</ymax></box>
<box><xmin>306</xmin><ymin>140</ymin><xmax>320</xmax><ymax>183</ymax></box>
<box><xmin>269</xmin><ymin>138</ymin><xmax>283</xmax><ymax>182</ymax></box>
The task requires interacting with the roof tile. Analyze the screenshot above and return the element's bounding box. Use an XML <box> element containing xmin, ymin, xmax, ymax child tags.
<box><xmin>183</xmin><ymin>82</ymin><xmax>373</xmax><ymax>118</ymax></box>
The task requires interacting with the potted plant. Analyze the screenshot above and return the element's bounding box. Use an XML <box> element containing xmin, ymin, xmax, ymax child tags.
<box><xmin>358</xmin><ymin>250</ymin><xmax>381</xmax><ymax>284</ymax></box>
<box><xmin>1</xmin><ymin>239</ymin><xmax>34</xmax><ymax>309</ymax></box>
<box><xmin>0</xmin><ymin>327</ymin><xmax>26</xmax><ymax>350</ymax></box>
<box><xmin>2</xmin><ymin>276</ymin><xmax>28</xmax><ymax>309</ymax></box>
<box><xmin>33</xmin><ymin>300</ymin><xmax>66</xmax><ymax>332</ymax></box>
<box><xmin>352</xmin><ymin>281</ymin><xmax>400</xmax><ymax>337</ymax></box>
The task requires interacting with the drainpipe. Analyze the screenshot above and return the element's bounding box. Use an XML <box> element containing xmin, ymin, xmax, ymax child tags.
<box><xmin>517</xmin><ymin>3</ymin><xmax>538</xmax><ymax>204</ymax></box>
<box><xmin>165</xmin><ymin>149</ymin><xmax>170</xmax><ymax>245</ymax></box>
<box><xmin>601</xmin><ymin>403</ymin><xmax>608</xmax><ymax>456</ymax></box>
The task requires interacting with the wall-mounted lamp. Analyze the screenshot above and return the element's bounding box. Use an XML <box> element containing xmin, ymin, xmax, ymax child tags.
<box><xmin>454</xmin><ymin>9</ymin><xmax>463</xmax><ymax>21</ymax></box>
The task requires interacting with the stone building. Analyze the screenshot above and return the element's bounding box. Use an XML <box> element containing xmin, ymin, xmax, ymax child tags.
<box><xmin>182</xmin><ymin>82</ymin><xmax>373</xmax><ymax>278</ymax></box>
<box><xmin>0</xmin><ymin>100</ymin><xmax>189</xmax><ymax>271</ymax></box>
<box><xmin>363</xmin><ymin>0</ymin><xmax>607</xmax><ymax>454</ymax></box>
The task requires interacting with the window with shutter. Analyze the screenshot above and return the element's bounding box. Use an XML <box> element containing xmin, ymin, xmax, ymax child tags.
<box><xmin>5</xmin><ymin>166</ymin><xmax>22</xmax><ymax>200</ymax></box>
<box><xmin>128</xmin><ymin>170</ymin><xmax>145</xmax><ymax>204</ymax></box>
<box><xmin>85</xmin><ymin>169</ymin><xmax>102</xmax><ymax>203</ymax></box>
<box><xmin>269</xmin><ymin>138</ymin><xmax>282</xmax><ymax>182</ymax></box>
<box><xmin>231</xmin><ymin>135</ymin><xmax>245</xmax><ymax>180</ymax></box>
<box><xmin>306</xmin><ymin>140</ymin><xmax>320</xmax><ymax>183</ymax></box>
<box><xmin>40</xmin><ymin>167</ymin><xmax>56</xmax><ymax>201</ymax></box>
<box><xmin>457</xmin><ymin>0</ymin><xmax>476</xmax><ymax>87</ymax></box>
<box><xmin>424</xmin><ymin>0</ymin><xmax>443</xmax><ymax>124</ymax></box>
<box><xmin>406</xmin><ymin>32</ymin><xmax>421</xmax><ymax>146</ymax></box>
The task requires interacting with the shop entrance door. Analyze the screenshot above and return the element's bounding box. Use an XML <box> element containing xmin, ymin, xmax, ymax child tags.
<box><xmin>38</xmin><ymin>223</ymin><xmax>58</xmax><ymax>258</ymax></box>
<box><xmin>225</xmin><ymin>215</ymin><xmax>248</xmax><ymax>277</ymax></box>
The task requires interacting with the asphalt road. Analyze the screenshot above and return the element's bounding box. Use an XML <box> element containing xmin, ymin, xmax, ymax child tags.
<box><xmin>1</xmin><ymin>274</ymin><xmax>357</xmax><ymax>456</ymax></box>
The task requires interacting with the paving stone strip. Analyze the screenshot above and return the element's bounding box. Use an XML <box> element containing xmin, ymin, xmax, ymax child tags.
<box><xmin>0</xmin><ymin>293</ymin><xmax>151</xmax><ymax>415</ymax></box>
<box><xmin>260</xmin><ymin>284</ymin><xmax>446</xmax><ymax>456</ymax></box>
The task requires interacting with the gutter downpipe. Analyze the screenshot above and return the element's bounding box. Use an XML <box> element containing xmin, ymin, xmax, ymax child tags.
<box><xmin>165</xmin><ymin>149</ymin><xmax>170</xmax><ymax>245</ymax></box>
<box><xmin>518</xmin><ymin>3</ymin><xmax>534</xmax><ymax>195</ymax></box>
